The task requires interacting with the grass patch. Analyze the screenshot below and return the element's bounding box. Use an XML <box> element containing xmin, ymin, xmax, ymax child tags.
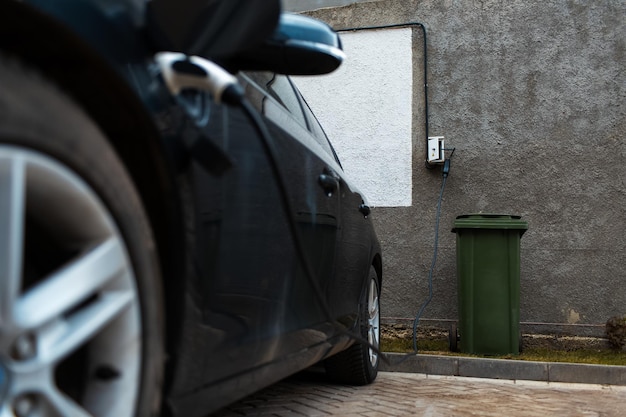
<box><xmin>381</xmin><ymin>337</ymin><xmax>447</xmax><ymax>353</ymax></box>
<box><xmin>381</xmin><ymin>336</ymin><xmax>626</xmax><ymax>366</ymax></box>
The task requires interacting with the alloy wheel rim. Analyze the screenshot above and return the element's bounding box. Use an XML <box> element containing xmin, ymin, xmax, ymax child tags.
<box><xmin>367</xmin><ymin>278</ymin><xmax>380</xmax><ymax>367</ymax></box>
<box><xmin>0</xmin><ymin>145</ymin><xmax>141</xmax><ymax>417</ymax></box>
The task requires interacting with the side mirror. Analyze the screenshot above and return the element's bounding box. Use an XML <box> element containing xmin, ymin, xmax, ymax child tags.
<box><xmin>225</xmin><ymin>13</ymin><xmax>345</xmax><ymax>75</ymax></box>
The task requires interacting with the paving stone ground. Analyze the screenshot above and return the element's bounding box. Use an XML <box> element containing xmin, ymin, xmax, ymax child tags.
<box><xmin>212</xmin><ymin>371</ymin><xmax>626</xmax><ymax>417</ymax></box>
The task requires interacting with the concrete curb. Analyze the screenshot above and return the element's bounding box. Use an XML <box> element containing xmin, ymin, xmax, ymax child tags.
<box><xmin>380</xmin><ymin>353</ymin><xmax>626</xmax><ymax>385</ymax></box>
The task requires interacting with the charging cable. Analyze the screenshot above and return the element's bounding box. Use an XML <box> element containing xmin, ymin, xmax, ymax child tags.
<box><xmin>412</xmin><ymin>149</ymin><xmax>454</xmax><ymax>352</ymax></box>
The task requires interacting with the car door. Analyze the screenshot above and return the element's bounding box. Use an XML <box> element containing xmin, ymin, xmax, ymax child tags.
<box><xmin>167</xmin><ymin>71</ymin><xmax>345</xmax><ymax>394</ymax></box>
<box><xmin>239</xmin><ymin>72</ymin><xmax>343</xmax><ymax>308</ymax></box>
<box><xmin>255</xmin><ymin>73</ymin><xmax>375</xmax><ymax>328</ymax></box>
<box><xmin>296</xmin><ymin>88</ymin><xmax>376</xmax><ymax>327</ymax></box>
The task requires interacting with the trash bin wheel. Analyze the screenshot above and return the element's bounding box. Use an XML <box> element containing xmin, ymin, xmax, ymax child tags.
<box><xmin>448</xmin><ymin>323</ymin><xmax>459</xmax><ymax>352</ymax></box>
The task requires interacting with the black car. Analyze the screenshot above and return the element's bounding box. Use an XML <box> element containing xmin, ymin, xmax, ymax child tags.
<box><xmin>0</xmin><ymin>1</ymin><xmax>382</xmax><ymax>416</ymax></box>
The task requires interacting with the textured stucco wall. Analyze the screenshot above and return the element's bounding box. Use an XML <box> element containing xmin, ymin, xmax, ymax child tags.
<box><xmin>282</xmin><ymin>0</ymin><xmax>374</xmax><ymax>12</ymax></box>
<box><xmin>300</xmin><ymin>0</ymin><xmax>626</xmax><ymax>335</ymax></box>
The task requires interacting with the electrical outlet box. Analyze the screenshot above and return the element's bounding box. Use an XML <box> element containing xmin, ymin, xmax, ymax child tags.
<box><xmin>428</xmin><ymin>136</ymin><xmax>445</xmax><ymax>163</ymax></box>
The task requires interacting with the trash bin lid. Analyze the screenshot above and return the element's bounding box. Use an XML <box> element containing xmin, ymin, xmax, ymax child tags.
<box><xmin>452</xmin><ymin>213</ymin><xmax>528</xmax><ymax>233</ymax></box>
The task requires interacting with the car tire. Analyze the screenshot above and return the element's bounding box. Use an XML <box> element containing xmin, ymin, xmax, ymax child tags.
<box><xmin>0</xmin><ymin>56</ymin><xmax>163</xmax><ymax>416</ymax></box>
<box><xmin>324</xmin><ymin>266</ymin><xmax>380</xmax><ymax>385</ymax></box>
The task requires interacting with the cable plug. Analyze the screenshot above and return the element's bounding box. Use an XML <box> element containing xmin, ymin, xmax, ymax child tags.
<box><xmin>155</xmin><ymin>52</ymin><xmax>244</xmax><ymax>105</ymax></box>
<box><xmin>441</xmin><ymin>147</ymin><xmax>455</xmax><ymax>178</ymax></box>
<box><xmin>442</xmin><ymin>158</ymin><xmax>451</xmax><ymax>178</ymax></box>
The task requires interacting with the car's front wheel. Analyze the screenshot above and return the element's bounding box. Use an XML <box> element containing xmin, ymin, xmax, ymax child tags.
<box><xmin>0</xmin><ymin>56</ymin><xmax>163</xmax><ymax>416</ymax></box>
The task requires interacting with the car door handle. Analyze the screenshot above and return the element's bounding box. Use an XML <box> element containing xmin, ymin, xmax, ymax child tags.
<box><xmin>318</xmin><ymin>174</ymin><xmax>339</xmax><ymax>197</ymax></box>
<box><xmin>359</xmin><ymin>203</ymin><xmax>371</xmax><ymax>217</ymax></box>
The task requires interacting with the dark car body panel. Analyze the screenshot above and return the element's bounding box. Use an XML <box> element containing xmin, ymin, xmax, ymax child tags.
<box><xmin>1</xmin><ymin>0</ymin><xmax>382</xmax><ymax>415</ymax></box>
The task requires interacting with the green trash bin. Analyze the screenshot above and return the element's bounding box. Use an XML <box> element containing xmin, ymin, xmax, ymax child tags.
<box><xmin>452</xmin><ymin>214</ymin><xmax>528</xmax><ymax>355</ymax></box>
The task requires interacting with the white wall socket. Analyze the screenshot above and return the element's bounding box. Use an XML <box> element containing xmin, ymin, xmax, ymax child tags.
<box><xmin>428</xmin><ymin>136</ymin><xmax>445</xmax><ymax>163</ymax></box>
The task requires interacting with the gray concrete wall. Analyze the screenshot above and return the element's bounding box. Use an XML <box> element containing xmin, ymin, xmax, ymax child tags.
<box><xmin>282</xmin><ymin>0</ymin><xmax>375</xmax><ymax>12</ymax></box>
<box><xmin>301</xmin><ymin>0</ymin><xmax>625</xmax><ymax>335</ymax></box>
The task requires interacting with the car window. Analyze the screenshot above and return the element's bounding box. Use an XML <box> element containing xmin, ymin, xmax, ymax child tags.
<box><xmin>241</xmin><ymin>71</ymin><xmax>343</xmax><ymax>170</ymax></box>
<box><xmin>243</xmin><ymin>72</ymin><xmax>308</xmax><ymax>129</ymax></box>
<box><xmin>296</xmin><ymin>91</ymin><xmax>343</xmax><ymax>167</ymax></box>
